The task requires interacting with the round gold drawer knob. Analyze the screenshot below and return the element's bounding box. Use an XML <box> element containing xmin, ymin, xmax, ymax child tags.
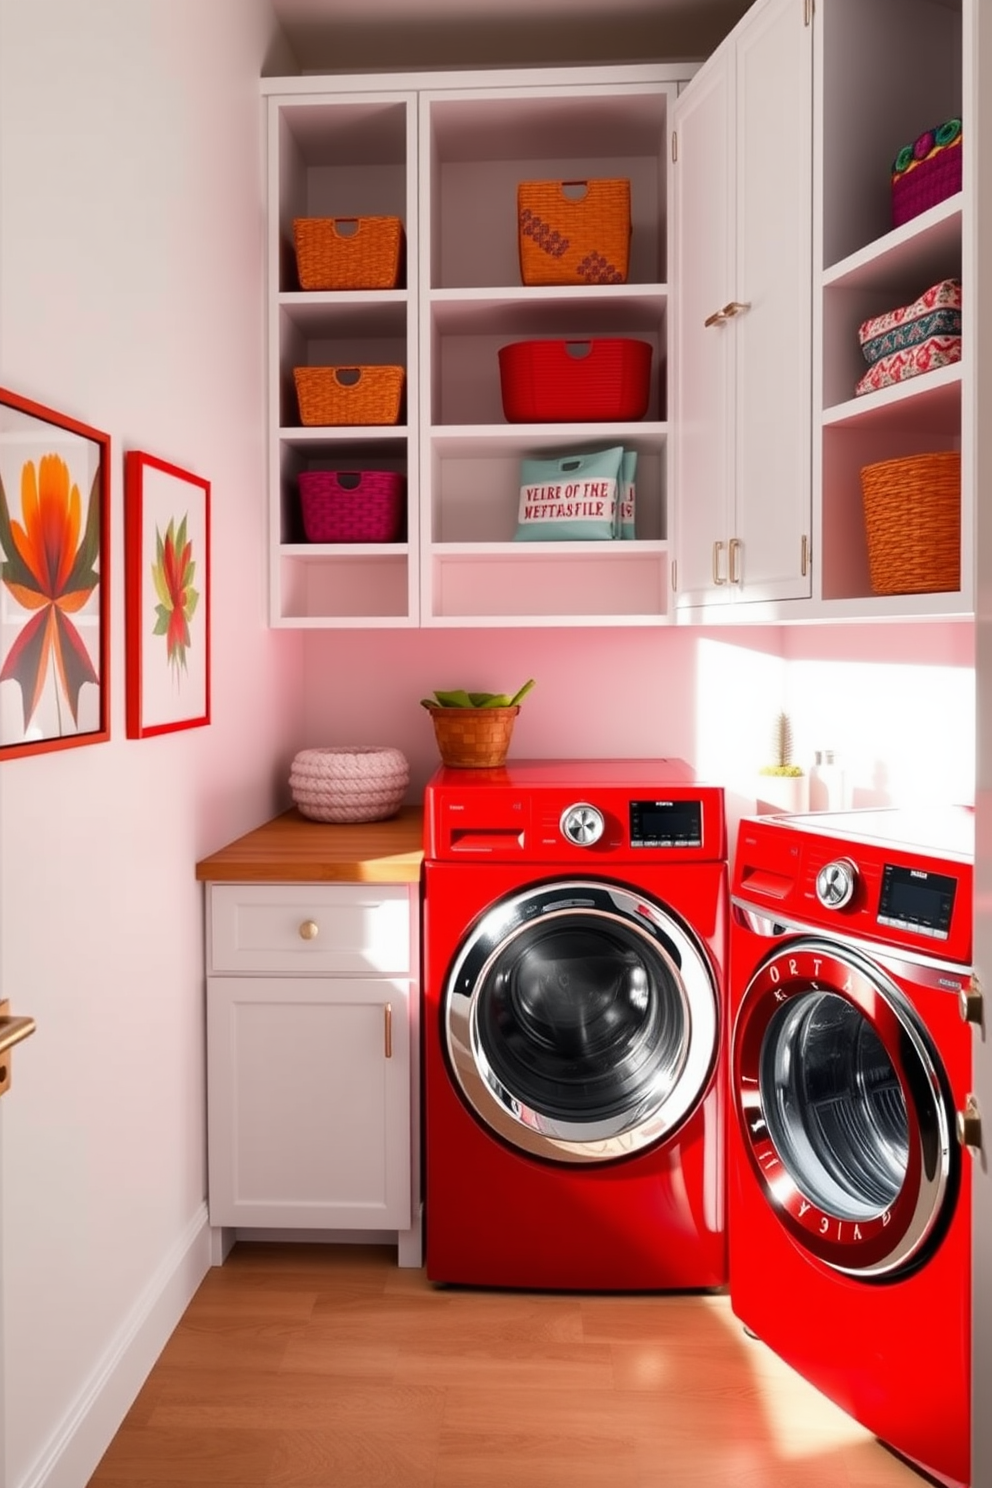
<box><xmin>956</xmin><ymin>1095</ymin><xmax>982</xmax><ymax>1153</ymax></box>
<box><xmin>299</xmin><ymin>920</ymin><xmax>319</xmax><ymax>941</ymax></box>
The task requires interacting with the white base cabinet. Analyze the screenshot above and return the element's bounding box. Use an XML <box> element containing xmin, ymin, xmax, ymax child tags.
<box><xmin>205</xmin><ymin>882</ymin><xmax>420</xmax><ymax>1256</ymax></box>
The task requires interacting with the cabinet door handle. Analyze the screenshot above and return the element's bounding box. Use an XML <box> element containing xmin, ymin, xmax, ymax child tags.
<box><xmin>721</xmin><ymin>300</ymin><xmax>751</xmax><ymax>318</ymax></box>
<box><xmin>704</xmin><ymin>307</ymin><xmax>728</xmax><ymax>328</ymax></box>
<box><xmin>712</xmin><ymin>541</ymin><xmax>727</xmax><ymax>585</ymax></box>
<box><xmin>0</xmin><ymin>1000</ymin><xmax>36</xmax><ymax>1098</ymax></box>
<box><xmin>299</xmin><ymin>920</ymin><xmax>319</xmax><ymax>941</ymax></box>
<box><xmin>384</xmin><ymin>1003</ymin><xmax>393</xmax><ymax>1060</ymax></box>
<box><xmin>801</xmin><ymin>534</ymin><xmax>810</xmax><ymax>576</ymax></box>
<box><xmin>729</xmin><ymin>537</ymin><xmax>743</xmax><ymax>585</ymax></box>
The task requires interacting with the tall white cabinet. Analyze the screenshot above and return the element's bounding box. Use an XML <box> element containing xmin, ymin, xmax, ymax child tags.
<box><xmin>263</xmin><ymin>64</ymin><xmax>695</xmax><ymax>629</ymax></box>
<box><xmin>671</xmin><ymin>0</ymin><xmax>813</xmax><ymax>611</ymax></box>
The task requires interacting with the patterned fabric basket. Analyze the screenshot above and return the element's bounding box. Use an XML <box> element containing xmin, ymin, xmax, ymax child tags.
<box><xmin>290</xmin><ymin>746</ymin><xmax>410</xmax><ymax>823</ymax></box>
<box><xmin>426</xmin><ymin>706</ymin><xmax>519</xmax><ymax>768</ymax></box>
<box><xmin>498</xmin><ymin>338</ymin><xmax>652</xmax><ymax>422</ymax></box>
<box><xmin>860</xmin><ymin>451</ymin><xmax>960</xmax><ymax>595</ymax></box>
<box><xmin>293</xmin><ymin>216</ymin><xmax>404</xmax><ymax>290</ymax></box>
<box><xmin>293</xmin><ymin>365</ymin><xmax>405</xmax><ymax>426</ymax></box>
<box><xmin>891</xmin><ymin>119</ymin><xmax>962</xmax><ymax>228</ymax></box>
<box><xmin>298</xmin><ymin>471</ymin><xmax>405</xmax><ymax>543</ymax></box>
<box><xmin>858</xmin><ymin>279</ymin><xmax>961</xmax><ymax>367</ymax></box>
<box><xmin>855</xmin><ymin>335</ymin><xmax>961</xmax><ymax>397</ymax></box>
<box><xmin>517</xmin><ymin>179</ymin><xmax>631</xmax><ymax>286</ymax></box>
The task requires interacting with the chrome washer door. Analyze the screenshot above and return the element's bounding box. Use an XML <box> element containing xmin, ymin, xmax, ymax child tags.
<box><xmin>444</xmin><ymin>879</ymin><xmax>719</xmax><ymax>1164</ymax></box>
<box><xmin>733</xmin><ymin>936</ymin><xmax>957</xmax><ymax>1277</ymax></box>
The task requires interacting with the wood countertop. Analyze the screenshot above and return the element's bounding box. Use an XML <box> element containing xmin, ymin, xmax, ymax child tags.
<box><xmin>195</xmin><ymin>806</ymin><xmax>424</xmax><ymax>884</ymax></box>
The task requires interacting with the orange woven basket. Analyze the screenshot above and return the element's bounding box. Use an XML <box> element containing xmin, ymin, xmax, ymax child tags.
<box><xmin>427</xmin><ymin>706</ymin><xmax>519</xmax><ymax>769</ymax></box>
<box><xmin>293</xmin><ymin>366</ymin><xmax>405</xmax><ymax>427</ymax></box>
<box><xmin>860</xmin><ymin>451</ymin><xmax>961</xmax><ymax>595</ymax></box>
<box><xmin>518</xmin><ymin>178</ymin><xmax>631</xmax><ymax>286</ymax></box>
<box><xmin>293</xmin><ymin>216</ymin><xmax>404</xmax><ymax>290</ymax></box>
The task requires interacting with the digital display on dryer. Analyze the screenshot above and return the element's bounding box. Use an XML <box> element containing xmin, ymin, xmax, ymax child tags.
<box><xmin>878</xmin><ymin>863</ymin><xmax>957</xmax><ymax>939</ymax></box>
<box><xmin>629</xmin><ymin>799</ymin><xmax>702</xmax><ymax>847</ymax></box>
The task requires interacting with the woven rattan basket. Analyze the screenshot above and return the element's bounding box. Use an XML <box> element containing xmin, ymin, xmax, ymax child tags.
<box><xmin>292</xmin><ymin>216</ymin><xmax>404</xmax><ymax>290</ymax></box>
<box><xmin>427</xmin><ymin>706</ymin><xmax>519</xmax><ymax>769</ymax></box>
<box><xmin>289</xmin><ymin>746</ymin><xmax>410</xmax><ymax>823</ymax></box>
<box><xmin>294</xmin><ymin>365</ymin><xmax>405</xmax><ymax>427</ymax></box>
<box><xmin>860</xmin><ymin>451</ymin><xmax>960</xmax><ymax>595</ymax></box>
<box><xmin>518</xmin><ymin>179</ymin><xmax>631</xmax><ymax>286</ymax></box>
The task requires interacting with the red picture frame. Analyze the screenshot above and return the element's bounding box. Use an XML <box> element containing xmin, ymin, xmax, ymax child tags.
<box><xmin>124</xmin><ymin>450</ymin><xmax>210</xmax><ymax>739</ymax></box>
<box><xmin>0</xmin><ymin>385</ymin><xmax>110</xmax><ymax>759</ymax></box>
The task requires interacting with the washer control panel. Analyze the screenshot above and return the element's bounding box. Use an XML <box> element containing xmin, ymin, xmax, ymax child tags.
<box><xmin>629</xmin><ymin>798</ymin><xmax>703</xmax><ymax>848</ymax></box>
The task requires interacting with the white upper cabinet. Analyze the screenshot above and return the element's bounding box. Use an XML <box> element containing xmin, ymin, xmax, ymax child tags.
<box><xmin>815</xmin><ymin>0</ymin><xmax>966</xmax><ymax>620</ymax></box>
<box><xmin>671</xmin><ymin>0</ymin><xmax>814</xmax><ymax>613</ymax></box>
<box><xmin>262</xmin><ymin>65</ymin><xmax>693</xmax><ymax>628</ymax></box>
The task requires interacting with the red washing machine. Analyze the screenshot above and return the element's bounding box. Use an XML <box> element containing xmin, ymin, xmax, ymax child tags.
<box><xmin>729</xmin><ymin>807</ymin><xmax>977</xmax><ymax>1488</ymax></box>
<box><xmin>422</xmin><ymin>758</ymin><xmax>727</xmax><ymax>1291</ymax></box>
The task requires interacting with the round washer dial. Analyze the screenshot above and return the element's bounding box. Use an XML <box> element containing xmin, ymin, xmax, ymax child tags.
<box><xmin>560</xmin><ymin>802</ymin><xmax>605</xmax><ymax>847</ymax></box>
<box><xmin>816</xmin><ymin>858</ymin><xmax>857</xmax><ymax>909</ymax></box>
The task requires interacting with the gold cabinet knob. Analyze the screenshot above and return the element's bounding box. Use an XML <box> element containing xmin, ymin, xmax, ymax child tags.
<box><xmin>956</xmin><ymin>1095</ymin><xmax>982</xmax><ymax>1153</ymax></box>
<box><xmin>959</xmin><ymin>976</ymin><xmax>984</xmax><ymax>1027</ymax></box>
<box><xmin>299</xmin><ymin>920</ymin><xmax>319</xmax><ymax>941</ymax></box>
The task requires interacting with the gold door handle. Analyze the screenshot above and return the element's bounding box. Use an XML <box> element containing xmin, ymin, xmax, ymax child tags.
<box><xmin>721</xmin><ymin>300</ymin><xmax>751</xmax><ymax>318</ymax></box>
<box><xmin>729</xmin><ymin>537</ymin><xmax>743</xmax><ymax>585</ymax></box>
<box><xmin>0</xmin><ymin>1001</ymin><xmax>36</xmax><ymax>1098</ymax></box>
<box><xmin>384</xmin><ymin>1003</ymin><xmax>393</xmax><ymax>1060</ymax></box>
<box><xmin>712</xmin><ymin>540</ymin><xmax>727</xmax><ymax>585</ymax></box>
<box><xmin>299</xmin><ymin>920</ymin><xmax>319</xmax><ymax>941</ymax></box>
<box><xmin>704</xmin><ymin>307</ymin><xmax>728</xmax><ymax>328</ymax></box>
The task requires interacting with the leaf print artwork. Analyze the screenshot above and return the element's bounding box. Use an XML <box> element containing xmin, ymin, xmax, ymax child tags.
<box><xmin>151</xmin><ymin>514</ymin><xmax>199</xmax><ymax>682</ymax></box>
<box><xmin>0</xmin><ymin>452</ymin><xmax>100</xmax><ymax>734</ymax></box>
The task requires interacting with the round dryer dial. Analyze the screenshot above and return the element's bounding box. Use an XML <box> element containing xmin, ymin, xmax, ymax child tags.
<box><xmin>560</xmin><ymin>802</ymin><xmax>605</xmax><ymax>847</ymax></box>
<box><xmin>815</xmin><ymin>858</ymin><xmax>857</xmax><ymax>909</ymax></box>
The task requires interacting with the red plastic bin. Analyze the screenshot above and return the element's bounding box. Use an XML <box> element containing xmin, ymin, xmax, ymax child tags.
<box><xmin>498</xmin><ymin>338</ymin><xmax>653</xmax><ymax>422</ymax></box>
<box><xmin>298</xmin><ymin>470</ymin><xmax>405</xmax><ymax>543</ymax></box>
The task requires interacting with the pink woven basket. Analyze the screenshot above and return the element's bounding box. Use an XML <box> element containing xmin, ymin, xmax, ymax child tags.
<box><xmin>289</xmin><ymin>746</ymin><xmax>410</xmax><ymax>823</ymax></box>
<box><xmin>298</xmin><ymin>470</ymin><xmax>405</xmax><ymax>543</ymax></box>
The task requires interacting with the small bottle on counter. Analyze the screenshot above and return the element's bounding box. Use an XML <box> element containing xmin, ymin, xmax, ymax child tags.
<box><xmin>809</xmin><ymin>749</ymin><xmax>846</xmax><ymax>812</ymax></box>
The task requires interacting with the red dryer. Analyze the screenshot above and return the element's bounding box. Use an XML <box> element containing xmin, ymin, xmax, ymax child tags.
<box><xmin>422</xmin><ymin>758</ymin><xmax>727</xmax><ymax>1291</ymax></box>
<box><xmin>729</xmin><ymin>807</ymin><xmax>975</xmax><ymax>1488</ymax></box>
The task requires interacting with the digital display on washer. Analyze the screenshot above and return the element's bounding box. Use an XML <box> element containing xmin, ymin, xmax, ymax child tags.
<box><xmin>877</xmin><ymin>863</ymin><xmax>957</xmax><ymax>939</ymax></box>
<box><xmin>629</xmin><ymin>798</ymin><xmax>702</xmax><ymax>847</ymax></box>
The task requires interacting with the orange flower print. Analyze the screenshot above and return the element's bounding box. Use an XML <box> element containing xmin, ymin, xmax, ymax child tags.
<box><xmin>0</xmin><ymin>453</ymin><xmax>100</xmax><ymax>732</ymax></box>
<box><xmin>151</xmin><ymin>515</ymin><xmax>198</xmax><ymax>679</ymax></box>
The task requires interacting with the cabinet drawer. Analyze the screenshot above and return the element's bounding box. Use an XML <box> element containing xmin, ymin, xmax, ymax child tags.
<box><xmin>208</xmin><ymin>883</ymin><xmax>412</xmax><ymax>975</ymax></box>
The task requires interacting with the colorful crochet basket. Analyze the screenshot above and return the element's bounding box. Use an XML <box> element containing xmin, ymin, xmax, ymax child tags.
<box><xmin>891</xmin><ymin>118</ymin><xmax>962</xmax><ymax>228</ymax></box>
<box><xmin>289</xmin><ymin>746</ymin><xmax>410</xmax><ymax>823</ymax></box>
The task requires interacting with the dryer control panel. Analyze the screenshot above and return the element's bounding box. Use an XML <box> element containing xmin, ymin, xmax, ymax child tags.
<box><xmin>733</xmin><ymin>807</ymin><xmax>973</xmax><ymax>964</ymax></box>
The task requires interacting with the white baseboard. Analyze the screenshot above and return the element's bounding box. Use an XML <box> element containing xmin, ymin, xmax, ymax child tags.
<box><xmin>16</xmin><ymin>1202</ymin><xmax>211</xmax><ymax>1488</ymax></box>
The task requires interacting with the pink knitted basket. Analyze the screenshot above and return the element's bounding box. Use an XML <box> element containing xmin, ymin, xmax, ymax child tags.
<box><xmin>298</xmin><ymin>470</ymin><xmax>405</xmax><ymax>543</ymax></box>
<box><xmin>289</xmin><ymin>746</ymin><xmax>410</xmax><ymax>823</ymax></box>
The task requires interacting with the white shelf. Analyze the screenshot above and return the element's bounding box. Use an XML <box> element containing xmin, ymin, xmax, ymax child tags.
<box><xmin>822</xmin><ymin>363</ymin><xmax>962</xmax><ymax>433</ymax></box>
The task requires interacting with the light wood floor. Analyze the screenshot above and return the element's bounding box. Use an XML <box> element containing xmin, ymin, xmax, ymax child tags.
<box><xmin>87</xmin><ymin>1242</ymin><xmax>933</xmax><ymax>1488</ymax></box>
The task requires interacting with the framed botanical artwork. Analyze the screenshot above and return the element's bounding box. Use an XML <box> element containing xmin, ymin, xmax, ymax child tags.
<box><xmin>124</xmin><ymin>450</ymin><xmax>210</xmax><ymax>739</ymax></box>
<box><xmin>0</xmin><ymin>386</ymin><xmax>110</xmax><ymax>759</ymax></box>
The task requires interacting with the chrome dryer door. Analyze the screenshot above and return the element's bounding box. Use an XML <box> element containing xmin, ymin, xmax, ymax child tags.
<box><xmin>443</xmin><ymin>878</ymin><xmax>719</xmax><ymax>1165</ymax></box>
<box><xmin>733</xmin><ymin>936</ymin><xmax>958</xmax><ymax>1277</ymax></box>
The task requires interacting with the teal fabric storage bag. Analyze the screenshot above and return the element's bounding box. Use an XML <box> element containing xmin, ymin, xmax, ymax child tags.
<box><xmin>514</xmin><ymin>446</ymin><xmax>623</xmax><ymax>541</ymax></box>
<box><xmin>619</xmin><ymin>449</ymin><xmax>637</xmax><ymax>538</ymax></box>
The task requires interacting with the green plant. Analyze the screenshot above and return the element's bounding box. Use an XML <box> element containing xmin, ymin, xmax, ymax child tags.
<box><xmin>759</xmin><ymin>710</ymin><xmax>803</xmax><ymax>777</ymax></box>
<box><xmin>420</xmin><ymin>679</ymin><xmax>535</xmax><ymax>710</ymax></box>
